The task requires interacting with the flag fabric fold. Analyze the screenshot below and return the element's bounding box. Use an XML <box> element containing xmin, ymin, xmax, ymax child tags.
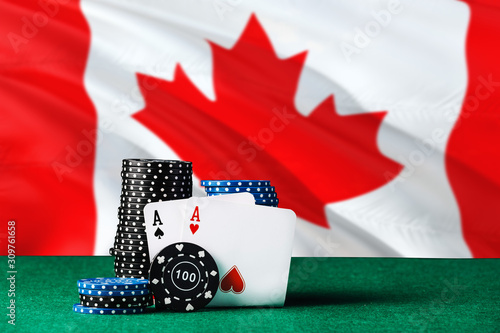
<box><xmin>1</xmin><ymin>0</ymin><xmax>499</xmax><ymax>257</ymax></box>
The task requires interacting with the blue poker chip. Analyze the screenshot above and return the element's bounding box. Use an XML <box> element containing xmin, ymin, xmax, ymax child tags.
<box><xmin>73</xmin><ymin>304</ymin><xmax>145</xmax><ymax>315</ymax></box>
<box><xmin>78</xmin><ymin>288</ymin><xmax>150</xmax><ymax>297</ymax></box>
<box><xmin>77</xmin><ymin>278</ymin><xmax>148</xmax><ymax>291</ymax></box>
<box><xmin>206</xmin><ymin>192</ymin><xmax>277</xmax><ymax>199</ymax></box>
<box><xmin>205</xmin><ymin>186</ymin><xmax>275</xmax><ymax>193</ymax></box>
<box><xmin>201</xmin><ymin>180</ymin><xmax>271</xmax><ymax>187</ymax></box>
<box><xmin>255</xmin><ymin>198</ymin><xmax>279</xmax><ymax>204</ymax></box>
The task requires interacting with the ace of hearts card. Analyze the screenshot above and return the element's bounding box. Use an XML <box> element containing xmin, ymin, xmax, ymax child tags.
<box><xmin>144</xmin><ymin>195</ymin><xmax>296</xmax><ymax>307</ymax></box>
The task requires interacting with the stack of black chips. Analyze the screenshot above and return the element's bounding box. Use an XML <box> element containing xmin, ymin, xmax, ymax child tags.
<box><xmin>112</xmin><ymin>159</ymin><xmax>193</xmax><ymax>279</ymax></box>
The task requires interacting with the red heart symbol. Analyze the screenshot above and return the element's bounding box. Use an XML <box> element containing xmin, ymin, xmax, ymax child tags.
<box><xmin>219</xmin><ymin>265</ymin><xmax>245</xmax><ymax>294</ymax></box>
<box><xmin>190</xmin><ymin>224</ymin><xmax>199</xmax><ymax>235</ymax></box>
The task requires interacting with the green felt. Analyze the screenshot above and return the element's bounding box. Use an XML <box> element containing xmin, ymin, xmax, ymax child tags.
<box><xmin>1</xmin><ymin>257</ymin><xmax>499</xmax><ymax>332</ymax></box>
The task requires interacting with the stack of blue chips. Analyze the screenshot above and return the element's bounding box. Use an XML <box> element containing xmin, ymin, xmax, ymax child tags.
<box><xmin>73</xmin><ymin>278</ymin><xmax>151</xmax><ymax>315</ymax></box>
<box><xmin>201</xmin><ymin>180</ymin><xmax>279</xmax><ymax>207</ymax></box>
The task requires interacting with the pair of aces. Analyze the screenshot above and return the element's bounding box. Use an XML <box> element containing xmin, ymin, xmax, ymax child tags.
<box><xmin>143</xmin><ymin>193</ymin><xmax>296</xmax><ymax>307</ymax></box>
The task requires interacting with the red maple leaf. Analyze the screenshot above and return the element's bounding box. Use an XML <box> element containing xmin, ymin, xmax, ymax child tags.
<box><xmin>133</xmin><ymin>14</ymin><xmax>402</xmax><ymax>228</ymax></box>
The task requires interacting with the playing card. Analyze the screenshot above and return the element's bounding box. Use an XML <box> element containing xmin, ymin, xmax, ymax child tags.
<box><xmin>161</xmin><ymin>197</ymin><xmax>297</xmax><ymax>307</ymax></box>
<box><xmin>144</xmin><ymin>193</ymin><xmax>255</xmax><ymax>261</ymax></box>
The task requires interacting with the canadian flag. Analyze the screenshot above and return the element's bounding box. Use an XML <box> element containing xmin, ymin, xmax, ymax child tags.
<box><xmin>2</xmin><ymin>0</ymin><xmax>499</xmax><ymax>257</ymax></box>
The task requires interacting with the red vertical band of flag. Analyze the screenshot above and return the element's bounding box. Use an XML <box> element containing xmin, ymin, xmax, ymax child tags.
<box><xmin>447</xmin><ymin>0</ymin><xmax>500</xmax><ymax>257</ymax></box>
<box><xmin>0</xmin><ymin>1</ymin><xmax>96</xmax><ymax>255</ymax></box>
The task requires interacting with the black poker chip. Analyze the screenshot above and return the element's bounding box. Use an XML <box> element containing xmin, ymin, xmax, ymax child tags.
<box><xmin>121</xmin><ymin>192</ymin><xmax>190</xmax><ymax>203</ymax></box>
<box><xmin>121</xmin><ymin>191</ymin><xmax>190</xmax><ymax>200</ymax></box>
<box><xmin>121</xmin><ymin>169</ymin><xmax>192</xmax><ymax>179</ymax></box>
<box><xmin>114</xmin><ymin>256</ymin><xmax>149</xmax><ymax>264</ymax></box>
<box><xmin>79</xmin><ymin>294</ymin><xmax>152</xmax><ymax>308</ymax></box>
<box><xmin>117</xmin><ymin>211</ymin><xmax>144</xmax><ymax>219</ymax></box>
<box><xmin>118</xmin><ymin>214</ymin><xmax>146</xmax><ymax>221</ymax></box>
<box><xmin>112</xmin><ymin>249</ymin><xmax>149</xmax><ymax>258</ymax></box>
<box><xmin>115</xmin><ymin>267</ymin><xmax>149</xmax><ymax>276</ymax></box>
<box><xmin>122</xmin><ymin>186</ymin><xmax>191</xmax><ymax>196</ymax></box>
<box><xmin>122</xmin><ymin>159</ymin><xmax>192</xmax><ymax>167</ymax></box>
<box><xmin>114</xmin><ymin>244</ymin><xmax>147</xmax><ymax>252</ymax></box>
<box><xmin>116</xmin><ymin>232</ymin><xmax>147</xmax><ymax>240</ymax></box>
<box><xmin>114</xmin><ymin>261</ymin><xmax>148</xmax><ymax>269</ymax></box>
<box><xmin>120</xmin><ymin>197</ymin><xmax>156</xmax><ymax>204</ymax></box>
<box><xmin>122</xmin><ymin>159</ymin><xmax>192</xmax><ymax>168</ymax></box>
<box><xmin>117</xmin><ymin>213</ymin><xmax>146</xmax><ymax>220</ymax></box>
<box><xmin>122</xmin><ymin>182</ymin><xmax>192</xmax><ymax>191</ymax></box>
<box><xmin>122</xmin><ymin>176</ymin><xmax>192</xmax><ymax>186</ymax></box>
<box><xmin>117</xmin><ymin>273</ymin><xmax>149</xmax><ymax>280</ymax></box>
<box><xmin>117</xmin><ymin>226</ymin><xmax>146</xmax><ymax>234</ymax></box>
<box><xmin>117</xmin><ymin>220</ymin><xmax>146</xmax><ymax>228</ymax></box>
<box><xmin>120</xmin><ymin>202</ymin><xmax>148</xmax><ymax>210</ymax></box>
<box><xmin>118</xmin><ymin>207</ymin><xmax>144</xmax><ymax>215</ymax></box>
<box><xmin>149</xmin><ymin>242</ymin><xmax>219</xmax><ymax>312</ymax></box>
<box><xmin>121</xmin><ymin>168</ymin><xmax>193</xmax><ymax>177</ymax></box>
<box><xmin>114</xmin><ymin>238</ymin><xmax>147</xmax><ymax>246</ymax></box>
<box><xmin>121</xmin><ymin>164</ymin><xmax>192</xmax><ymax>172</ymax></box>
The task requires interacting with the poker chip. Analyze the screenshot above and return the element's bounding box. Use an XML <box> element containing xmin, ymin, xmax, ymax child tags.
<box><xmin>117</xmin><ymin>273</ymin><xmax>149</xmax><ymax>280</ymax></box>
<box><xmin>205</xmin><ymin>186</ymin><xmax>275</xmax><ymax>193</ymax></box>
<box><xmin>121</xmin><ymin>169</ymin><xmax>192</xmax><ymax>180</ymax></box>
<box><xmin>118</xmin><ymin>214</ymin><xmax>146</xmax><ymax>222</ymax></box>
<box><xmin>123</xmin><ymin>182</ymin><xmax>192</xmax><ymax>190</ymax></box>
<box><xmin>115</xmin><ymin>267</ymin><xmax>149</xmax><ymax>276</ymax></box>
<box><xmin>73</xmin><ymin>303</ymin><xmax>146</xmax><ymax>315</ymax></box>
<box><xmin>117</xmin><ymin>224</ymin><xmax>147</xmax><ymax>232</ymax></box>
<box><xmin>207</xmin><ymin>192</ymin><xmax>277</xmax><ymax>199</ymax></box>
<box><xmin>80</xmin><ymin>299</ymin><xmax>152</xmax><ymax>308</ymax></box>
<box><xmin>121</xmin><ymin>165</ymin><xmax>192</xmax><ymax>173</ymax></box>
<box><xmin>121</xmin><ymin>169</ymin><xmax>192</xmax><ymax>177</ymax></box>
<box><xmin>123</xmin><ymin>159</ymin><xmax>192</xmax><ymax>168</ymax></box>
<box><xmin>117</xmin><ymin>213</ymin><xmax>147</xmax><ymax>220</ymax></box>
<box><xmin>255</xmin><ymin>198</ymin><xmax>279</xmax><ymax>204</ymax></box>
<box><xmin>117</xmin><ymin>226</ymin><xmax>146</xmax><ymax>233</ymax></box>
<box><xmin>78</xmin><ymin>288</ymin><xmax>150</xmax><ymax>296</ymax></box>
<box><xmin>112</xmin><ymin>249</ymin><xmax>149</xmax><ymax>258</ymax></box>
<box><xmin>149</xmin><ymin>242</ymin><xmax>219</xmax><ymax>312</ymax></box>
<box><xmin>117</xmin><ymin>232</ymin><xmax>146</xmax><ymax>240</ymax></box>
<box><xmin>77</xmin><ymin>278</ymin><xmax>149</xmax><ymax>291</ymax></box>
<box><xmin>79</xmin><ymin>294</ymin><xmax>152</xmax><ymax>308</ymax></box>
<box><xmin>120</xmin><ymin>197</ymin><xmax>155</xmax><ymax>204</ymax></box>
<box><xmin>201</xmin><ymin>180</ymin><xmax>271</xmax><ymax>187</ymax></box>
<box><xmin>117</xmin><ymin>220</ymin><xmax>146</xmax><ymax>228</ymax></box>
<box><xmin>114</xmin><ymin>244</ymin><xmax>146</xmax><ymax>252</ymax></box>
<box><xmin>114</xmin><ymin>256</ymin><xmax>149</xmax><ymax>264</ymax></box>
<box><xmin>122</xmin><ymin>175</ymin><xmax>191</xmax><ymax>185</ymax></box>
<box><xmin>120</xmin><ymin>202</ymin><xmax>149</xmax><ymax>210</ymax></box>
<box><xmin>114</xmin><ymin>261</ymin><xmax>148</xmax><ymax>269</ymax></box>
<box><xmin>118</xmin><ymin>213</ymin><xmax>146</xmax><ymax>221</ymax></box>
<box><xmin>120</xmin><ymin>192</ymin><xmax>189</xmax><ymax>203</ymax></box>
<box><xmin>122</xmin><ymin>186</ymin><xmax>191</xmax><ymax>197</ymax></box>
<box><xmin>114</xmin><ymin>238</ymin><xmax>147</xmax><ymax>246</ymax></box>
<box><xmin>118</xmin><ymin>207</ymin><xmax>144</xmax><ymax>215</ymax></box>
<box><xmin>117</xmin><ymin>224</ymin><xmax>147</xmax><ymax>233</ymax></box>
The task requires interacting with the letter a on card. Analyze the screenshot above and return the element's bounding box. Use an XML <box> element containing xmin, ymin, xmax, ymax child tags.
<box><xmin>190</xmin><ymin>206</ymin><xmax>200</xmax><ymax>222</ymax></box>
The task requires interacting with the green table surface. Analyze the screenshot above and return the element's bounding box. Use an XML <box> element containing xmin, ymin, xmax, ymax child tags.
<box><xmin>2</xmin><ymin>257</ymin><xmax>499</xmax><ymax>332</ymax></box>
